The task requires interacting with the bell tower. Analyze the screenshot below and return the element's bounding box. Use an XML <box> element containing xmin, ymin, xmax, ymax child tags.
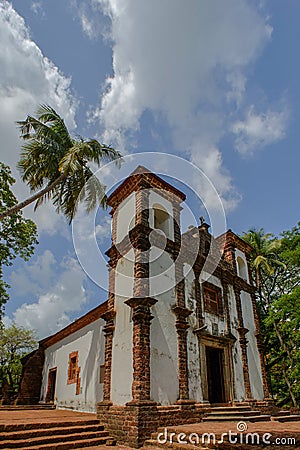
<box><xmin>101</xmin><ymin>166</ymin><xmax>185</xmax><ymax>404</ymax></box>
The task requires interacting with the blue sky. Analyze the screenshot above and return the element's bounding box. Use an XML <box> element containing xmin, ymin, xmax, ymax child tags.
<box><xmin>1</xmin><ymin>0</ymin><xmax>299</xmax><ymax>338</ymax></box>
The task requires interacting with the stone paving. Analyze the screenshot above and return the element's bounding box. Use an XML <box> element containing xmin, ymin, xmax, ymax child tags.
<box><xmin>1</xmin><ymin>409</ymin><xmax>299</xmax><ymax>449</ymax></box>
<box><xmin>0</xmin><ymin>408</ymin><xmax>97</xmax><ymax>426</ymax></box>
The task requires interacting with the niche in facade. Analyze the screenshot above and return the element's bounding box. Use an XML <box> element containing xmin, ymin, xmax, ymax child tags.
<box><xmin>236</xmin><ymin>256</ymin><xmax>248</xmax><ymax>281</ymax></box>
<box><xmin>153</xmin><ymin>204</ymin><xmax>170</xmax><ymax>236</ymax></box>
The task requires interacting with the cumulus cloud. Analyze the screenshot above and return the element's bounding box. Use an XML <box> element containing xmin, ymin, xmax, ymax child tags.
<box><xmin>30</xmin><ymin>1</ymin><xmax>44</xmax><ymax>17</ymax></box>
<box><xmin>0</xmin><ymin>1</ymin><xmax>78</xmax><ymax>233</ymax></box>
<box><xmin>95</xmin><ymin>214</ymin><xmax>111</xmax><ymax>243</ymax></box>
<box><xmin>87</xmin><ymin>0</ymin><xmax>276</xmax><ymax>210</ymax></box>
<box><xmin>231</xmin><ymin>104</ymin><xmax>289</xmax><ymax>155</ymax></box>
<box><xmin>12</xmin><ymin>252</ymin><xmax>88</xmax><ymax>338</ymax></box>
<box><xmin>71</xmin><ymin>0</ymin><xmax>105</xmax><ymax>40</ymax></box>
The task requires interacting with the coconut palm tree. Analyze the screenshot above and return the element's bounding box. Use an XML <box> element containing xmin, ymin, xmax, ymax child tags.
<box><xmin>242</xmin><ymin>228</ymin><xmax>297</xmax><ymax>405</ymax></box>
<box><xmin>241</xmin><ymin>227</ymin><xmax>282</xmax><ymax>293</ymax></box>
<box><xmin>0</xmin><ymin>105</ymin><xmax>122</xmax><ymax>223</ymax></box>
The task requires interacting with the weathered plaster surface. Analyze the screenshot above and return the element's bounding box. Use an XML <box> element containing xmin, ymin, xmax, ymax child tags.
<box><xmin>150</xmin><ymin>250</ymin><xmax>178</xmax><ymax>405</ymax></box>
<box><xmin>240</xmin><ymin>290</ymin><xmax>264</xmax><ymax>400</ymax></box>
<box><xmin>41</xmin><ymin>318</ymin><xmax>105</xmax><ymax>412</ymax></box>
<box><xmin>111</xmin><ymin>253</ymin><xmax>134</xmax><ymax>405</ymax></box>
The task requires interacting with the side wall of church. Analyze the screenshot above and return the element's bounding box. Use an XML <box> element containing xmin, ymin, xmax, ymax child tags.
<box><xmin>40</xmin><ymin>318</ymin><xmax>105</xmax><ymax>412</ymax></box>
<box><xmin>111</xmin><ymin>251</ymin><xmax>134</xmax><ymax>405</ymax></box>
<box><xmin>241</xmin><ymin>290</ymin><xmax>264</xmax><ymax>400</ymax></box>
<box><xmin>149</xmin><ymin>250</ymin><xmax>178</xmax><ymax>405</ymax></box>
<box><xmin>227</xmin><ymin>284</ymin><xmax>247</xmax><ymax>401</ymax></box>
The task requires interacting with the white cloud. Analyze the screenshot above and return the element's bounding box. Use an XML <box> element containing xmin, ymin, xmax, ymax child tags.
<box><xmin>89</xmin><ymin>0</ymin><xmax>275</xmax><ymax>210</ymax></box>
<box><xmin>30</xmin><ymin>1</ymin><xmax>44</xmax><ymax>17</ymax></box>
<box><xmin>10</xmin><ymin>250</ymin><xmax>56</xmax><ymax>296</ymax></box>
<box><xmin>231</xmin><ymin>104</ymin><xmax>289</xmax><ymax>155</ymax></box>
<box><xmin>95</xmin><ymin>214</ymin><xmax>111</xmax><ymax>243</ymax></box>
<box><xmin>71</xmin><ymin>0</ymin><xmax>105</xmax><ymax>40</ymax></box>
<box><xmin>12</xmin><ymin>253</ymin><xmax>88</xmax><ymax>339</ymax></box>
<box><xmin>0</xmin><ymin>1</ymin><xmax>78</xmax><ymax>234</ymax></box>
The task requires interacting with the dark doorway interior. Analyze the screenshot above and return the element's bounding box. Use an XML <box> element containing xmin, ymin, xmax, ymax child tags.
<box><xmin>206</xmin><ymin>347</ymin><xmax>225</xmax><ymax>404</ymax></box>
<box><xmin>46</xmin><ymin>368</ymin><xmax>57</xmax><ymax>402</ymax></box>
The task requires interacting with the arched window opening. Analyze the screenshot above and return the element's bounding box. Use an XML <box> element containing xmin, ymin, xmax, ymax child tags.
<box><xmin>237</xmin><ymin>256</ymin><xmax>248</xmax><ymax>281</ymax></box>
<box><xmin>153</xmin><ymin>204</ymin><xmax>169</xmax><ymax>235</ymax></box>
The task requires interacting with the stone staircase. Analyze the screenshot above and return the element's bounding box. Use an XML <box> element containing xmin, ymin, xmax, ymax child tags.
<box><xmin>202</xmin><ymin>405</ymin><xmax>271</xmax><ymax>422</ymax></box>
<box><xmin>142</xmin><ymin>406</ymin><xmax>273</xmax><ymax>449</ymax></box>
<box><xmin>0</xmin><ymin>404</ymin><xmax>56</xmax><ymax>411</ymax></box>
<box><xmin>0</xmin><ymin>418</ymin><xmax>115</xmax><ymax>449</ymax></box>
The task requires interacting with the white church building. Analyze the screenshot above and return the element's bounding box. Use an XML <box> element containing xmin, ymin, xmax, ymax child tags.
<box><xmin>18</xmin><ymin>166</ymin><xmax>271</xmax><ymax>447</ymax></box>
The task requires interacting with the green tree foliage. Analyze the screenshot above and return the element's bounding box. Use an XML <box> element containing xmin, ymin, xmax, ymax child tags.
<box><xmin>0</xmin><ymin>162</ymin><xmax>38</xmax><ymax>316</ymax></box>
<box><xmin>0</xmin><ymin>105</ymin><xmax>122</xmax><ymax>224</ymax></box>
<box><xmin>0</xmin><ymin>323</ymin><xmax>37</xmax><ymax>401</ymax></box>
<box><xmin>242</xmin><ymin>224</ymin><xmax>300</xmax><ymax>408</ymax></box>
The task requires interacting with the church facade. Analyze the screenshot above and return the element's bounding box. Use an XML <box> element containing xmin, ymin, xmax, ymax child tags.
<box><xmin>18</xmin><ymin>166</ymin><xmax>270</xmax><ymax>447</ymax></box>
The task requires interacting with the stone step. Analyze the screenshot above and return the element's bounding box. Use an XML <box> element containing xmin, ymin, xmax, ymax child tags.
<box><xmin>21</xmin><ymin>436</ymin><xmax>114</xmax><ymax>450</ymax></box>
<box><xmin>273</xmin><ymin>410</ymin><xmax>291</xmax><ymax>417</ymax></box>
<box><xmin>208</xmin><ymin>406</ymin><xmax>252</xmax><ymax>412</ymax></box>
<box><xmin>142</xmin><ymin>439</ymin><xmax>205</xmax><ymax>449</ymax></box>
<box><xmin>207</xmin><ymin>410</ymin><xmax>258</xmax><ymax>417</ymax></box>
<box><xmin>0</xmin><ymin>429</ymin><xmax>109</xmax><ymax>449</ymax></box>
<box><xmin>273</xmin><ymin>414</ymin><xmax>300</xmax><ymax>422</ymax></box>
<box><xmin>0</xmin><ymin>404</ymin><xmax>56</xmax><ymax>411</ymax></box>
<box><xmin>203</xmin><ymin>414</ymin><xmax>271</xmax><ymax>422</ymax></box>
<box><xmin>0</xmin><ymin>419</ymin><xmax>99</xmax><ymax>433</ymax></box>
<box><xmin>1</xmin><ymin>424</ymin><xmax>105</xmax><ymax>441</ymax></box>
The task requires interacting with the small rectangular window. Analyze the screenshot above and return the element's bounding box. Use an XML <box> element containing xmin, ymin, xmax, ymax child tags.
<box><xmin>203</xmin><ymin>282</ymin><xmax>223</xmax><ymax>316</ymax></box>
<box><xmin>67</xmin><ymin>351</ymin><xmax>78</xmax><ymax>384</ymax></box>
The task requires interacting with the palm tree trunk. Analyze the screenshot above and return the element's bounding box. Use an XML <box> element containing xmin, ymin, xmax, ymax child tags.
<box><xmin>0</xmin><ymin>173</ymin><xmax>67</xmax><ymax>220</ymax></box>
<box><xmin>282</xmin><ymin>364</ymin><xmax>298</xmax><ymax>408</ymax></box>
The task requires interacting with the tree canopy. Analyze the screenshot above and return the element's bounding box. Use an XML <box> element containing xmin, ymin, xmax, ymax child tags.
<box><xmin>0</xmin><ymin>162</ymin><xmax>38</xmax><ymax>316</ymax></box>
<box><xmin>242</xmin><ymin>223</ymin><xmax>300</xmax><ymax>408</ymax></box>
<box><xmin>0</xmin><ymin>323</ymin><xmax>37</xmax><ymax>402</ymax></box>
<box><xmin>0</xmin><ymin>105</ymin><xmax>122</xmax><ymax>223</ymax></box>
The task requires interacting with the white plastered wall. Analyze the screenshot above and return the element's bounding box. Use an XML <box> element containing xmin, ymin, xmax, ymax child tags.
<box><xmin>111</xmin><ymin>250</ymin><xmax>134</xmax><ymax>405</ymax></box>
<box><xmin>227</xmin><ymin>284</ymin><xmax>246</xmax><ymax>401</ymax></box>
<box><xmin>149</xmin><ymin>249</ymin><xmax>178</xmax><ymax>405</ymax></box>
<box><xmin>184</xmin><ymin>264</ymin><xmax>203</xmax><ymax>402</ymax></box>
<box><xmin>116</xmin><ymin>192</ymin><xmax>136</xmax><ymax>243</ymax></box>
<box><xmin>240</xmin><ymin>290</ymin><xmax>264</xmax><ymax>400</ymax></box>
<box><xmin>40</xmin><ymin>318</ymin><xmax>105</xmax><ymax>412</ymax></box>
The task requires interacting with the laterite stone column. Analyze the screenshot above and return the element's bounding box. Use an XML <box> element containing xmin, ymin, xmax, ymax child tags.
<box><xmin>101</xmin><ymin>310</ymin><xmax>116</xmax><ymax>403</ymax></box>
<box><xmin>125</xmin><ymin>297</ymin><xmax>157</xmax><ymax>402</ymax></box>
<box><xmin>234</xmin><ymin>287</ymin><xmax>252</xmax><ymax>400</ymax></box>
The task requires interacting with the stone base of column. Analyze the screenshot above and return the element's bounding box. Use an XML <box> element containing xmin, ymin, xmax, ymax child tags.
<box><xmin>246</xmin><ymin>397</ymin><xmax>276</xmax><ymax>414</ymax></box>
<box><xmin>97</xmin><ymin>401</ymin><xmax>158</xmax><ymax>448</ymax></box>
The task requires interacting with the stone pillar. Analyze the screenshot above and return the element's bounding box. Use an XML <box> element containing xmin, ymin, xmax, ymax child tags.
<box><xmin>125</xmin><ymin>297</ymin><xmax>157</xmax><ymax>402</ymax></box>
<box><xmin>194</xmin><ymin>270</ymin><xmax>204</xmax><ymax>327</ymax></box>
<box><xmin>222</xmin><ymin>281</ymin><xmax>232</xmax><ymax>335</ymax></box>
<box><xmin>172</xmin><ymin>305</ymin><xmax>192</xmax><ymax>402</ymax></box>
<box><xmin>101</xmin><ymin>310</ymin><xmax>116</xmax><ymax>403</ymax></box>
<box><xmin>17</xmin><ymin>346</ymin><xmax>45</xmax><ymax>405</ymax></box>
<box><xmin>234</xmin><ymin>287</ymin><xmax>252</xmax><ymax>400</ymax></box>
